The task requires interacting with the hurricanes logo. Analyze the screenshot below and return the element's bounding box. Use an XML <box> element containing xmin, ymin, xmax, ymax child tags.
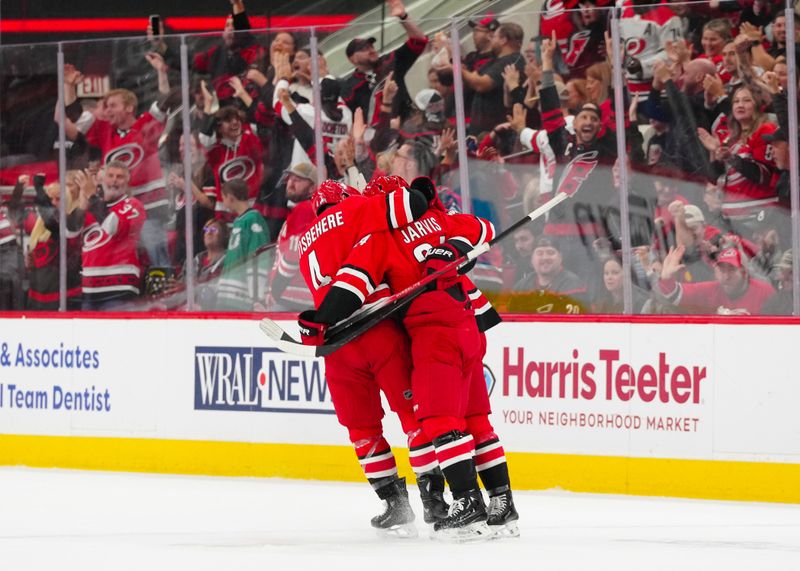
<box><xmin>32</xmin><ymin>242</ymin><xmax>57</xmax><ymax>267</ymax></box>
<box><xmin>220</xmin><ymin>157</ymin><xmax>256</xmax><ymax>182</ymax></box>
<box><xmin>106</xmin><ymin>144</ymin><xmax>145</xmax><ymax>170</ymax></box>
<box><xmin>555</xmin><ymin>151</ymin><xmax>599</xmax><ymax>197</ymax></box>
<box><xmin>541</xmin><ymin>0</ymin><xmax>565</xmax><ymax>18</ymax></box>
<box><xmin>82</xmin><ymin>223</ymin><xmax>112</xmax><ymax>252</ymax></box>
<box><xmin>483</xmin><ymin>364</ymin><xmax>496</xmax><ymax>397</ymax></box>
<box><xmin>565</xmin><ymin>30</ymin><xmax>591</xmax><ymax>66</ymax></box>
<box><xmin>625</xmin><ymin>38</ymin><xmax>646</xmax><ymax>58</ymax></box>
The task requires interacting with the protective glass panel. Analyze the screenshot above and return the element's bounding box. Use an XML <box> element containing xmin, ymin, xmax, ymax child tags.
<box><xmin>621</xmin><ymin>1</ymin><xmax>794</xmax><ymax>316</ymax></box>
<box><xmin>0</xmin><ymin>43</ymin><xmax>66</xmax><ymax>311</ymax></box>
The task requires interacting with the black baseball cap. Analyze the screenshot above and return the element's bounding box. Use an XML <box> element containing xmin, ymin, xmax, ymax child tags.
<box><xmin>346</xmin><ymin>37</ymin><xmax>377</xmax><ymax>58</ymax></box>
<box><xmin>320</xmin><ymin>78</ymin><xmax>341</xmax><ymax>103</ymax></box>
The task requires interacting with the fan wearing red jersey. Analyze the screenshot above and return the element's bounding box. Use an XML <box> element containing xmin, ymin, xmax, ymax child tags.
<box><xmin>699</xmin><ymin>86</ymin><xmax>780</xmax><ymax>229</ymax></box>
<box><xmin>199</xmin><ymin>106</ymin><xmax>264</xmax><ymax>225</ymax></box>
<box><xmin>68</xmin><ymin>162</ymin><xmax>146</xmax><ymax>310</ymax></box>
<box><xmin>267</xmin><ymin>163</ymin><xmax>317</xmax><ymax>311</ymax></box>
<box><xmin>63</xmin><ymin>86</ymin><xmax>173</xmax><ymax>267</ymax></box>
<box><xmin>297</xmin><ymin>179</ymin><xmax>445</xmax><ymax>536</ymax></box>
<box><xmin>306</xmin><ymin>176</ymin><xmax>501</xmax><ymax>541</ymax></box>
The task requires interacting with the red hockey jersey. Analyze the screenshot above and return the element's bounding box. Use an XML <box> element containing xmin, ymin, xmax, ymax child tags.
<box><xmin>80</xmin><ymin>196</ymin><xmax>146</xmax><ymax>300</ymax></box>
<box><xmin>659</xmin><ymin>275</ymin><xmax>775</xmax><ymax>315</ymax></box>
<box><xmin>539</xmin><ymin>0</ymin><xmax>609</xmax><ymax>79</ymax></box>
<box><xmin>203</xmin><ymin>126</ymin><xmax>264</xmax><ymax>224</ymax></box>
<box><xmin>299</xmin><ymin>190</ymin><xmax>426</xmax><ymax>309</ymax></box>
<box><xmin>79</xmin><ymin>107</ymin><xmax>168</xmax><ymax>212</ymax></box>
<box><xmin>328</xmin><ymin>209</ymin><xmax>495</xmax><ymax>316</ymax></box>
<box><xmin>269</xmin><ymin>200</ymin><xmax>316</xmax><ymax>310</ymax></box>
<box><xmin>713</xmin><ymin>120</ymin><xmax>779</xmax><ymax>217</ymax></box>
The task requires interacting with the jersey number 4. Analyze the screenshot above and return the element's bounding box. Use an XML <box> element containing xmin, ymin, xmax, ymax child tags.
<box><xmin>307</xmin><ymin>251</ymin><xmax>332</xmax><ymax>290</ymax></box>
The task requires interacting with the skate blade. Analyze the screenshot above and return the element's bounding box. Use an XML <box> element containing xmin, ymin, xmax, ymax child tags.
<box><xmin>489</xmin><ymin>520</ymin><xmax>520</xmax><ymax>539</ymax></box>
<box><xmin>375</xmin><ymin>522</ymin><xmax>419</xmax><ymax>539</ymax></box>
<box><xmin>432</xmin><ymin>521</ymin><xmax>493</xmax><ymax>543</ymax></box>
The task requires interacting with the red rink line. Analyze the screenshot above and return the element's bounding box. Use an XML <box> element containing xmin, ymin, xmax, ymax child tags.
<box><xmin>1</xmin><ymin>310</ymin><xmax>800</xmax><ymax>325</ymax></box>
<box><xmin>0</xmin><ymin>15</ymin><xmax>355</xmax><ymax>34</ymax></box>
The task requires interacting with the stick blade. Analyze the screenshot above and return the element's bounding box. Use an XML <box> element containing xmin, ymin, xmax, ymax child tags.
<box><xmin>259</xmin><ymin>317</ymin><xmax>286</xmax><ymax>341</ymax></box>
<box><xmin>258</xmin><ymin>318</ymin><xmax>332</xmax><ymax>358</ymax></box>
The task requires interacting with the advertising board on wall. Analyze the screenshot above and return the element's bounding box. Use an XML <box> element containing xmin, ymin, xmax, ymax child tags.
<box><xmin>483</xmin><ymin>322</ymin><xmax>799</xmax><ymax>463</ymax></box>
<box><xmin>1</xmin><ymin>317</ymin><xmax>799</xmax><ymax>495</ymax></box>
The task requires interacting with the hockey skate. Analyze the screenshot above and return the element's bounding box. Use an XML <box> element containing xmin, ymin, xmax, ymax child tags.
<box><xmin>416</xmin><ymin>470</ymin><xmax>449</xmax><ymax>524</ymax></box>
<box><xmin>371</xmin><ymin>478</ymin><xmax>418</xmax><ymax>538</ymax></box>
<box><xmin>432</xmin><ymin>488</ymin><xmax>492</xmax><ymax>543</ymax></box>
<box><xmin>487</xmin><ymin>489</ymin><xmax>520</xmax><ymax>538</ymax></box>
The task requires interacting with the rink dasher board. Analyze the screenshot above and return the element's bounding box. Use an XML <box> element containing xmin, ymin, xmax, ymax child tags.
<box><xmin>0</xmin><ymin>313</ymin><xmax>798</xmax><ymax>504</ymax></box>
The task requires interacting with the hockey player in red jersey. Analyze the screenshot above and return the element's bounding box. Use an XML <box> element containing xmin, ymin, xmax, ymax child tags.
<box><xmin>296</xmin><ymin>179</ymin><xmax>448</xmax><ymax>537</ymax></box>
<box><xmin>301</xmin><ymin>175</ymin><xmax>506</xmax><ymax>541</ymax></box>
<box><xmin>369</xmin><ymin>176</ymin><xmax>518</xmax><ymax>538</ymax></box>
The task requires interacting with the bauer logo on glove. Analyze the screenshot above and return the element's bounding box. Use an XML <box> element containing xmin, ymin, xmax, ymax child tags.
<box><xmin>298</xmin><ymin>310</ymin><xmax>328</xmax><ymax>346</ymax></box>
<box><xmin>426</xmin><ymin>246</ymin><xmax>456</xmax><ymax>261</ymax></box>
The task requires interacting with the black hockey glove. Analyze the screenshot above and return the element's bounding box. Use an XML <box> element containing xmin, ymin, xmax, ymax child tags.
<box><xmin>410</xmin><ymin>176</ymin><xmax>437</xmax><ymax>202</ymax></box>
<box><xmin>298</xmin><ymin>310</ymin><xmax>327</xmax><ymax>346</ymax></box>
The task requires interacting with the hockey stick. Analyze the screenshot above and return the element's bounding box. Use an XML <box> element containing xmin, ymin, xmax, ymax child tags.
<box><xmin>260</xmin><ymin>151</ymin><xmax>597</xmax><ymax>356</ymax></box>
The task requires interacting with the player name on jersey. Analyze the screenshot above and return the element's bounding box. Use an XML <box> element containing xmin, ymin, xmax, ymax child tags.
<box><xmin>399</xmin><ymin>216</ymin><xmax>443</xmax><ymax>244</ymax></box>
<box><xmin>298</xmin><ymin>211</ymin><xmax>344</xmax><ymax>257</ymax></box>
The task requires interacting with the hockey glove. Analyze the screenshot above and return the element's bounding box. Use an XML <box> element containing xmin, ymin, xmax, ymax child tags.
<box><xmin>410</xmin><ymin>176</ymin><xmax>437</xmax><ymax>202</ymax></box>
<box><xmin>298</xmin><ymin>310</ymin><xmax>327</xmax><ymax>345</ymax></box>
<box><xmin>424</xmin><ymin>243</ymin><xmax>462</xmax><ymax>291</ymax></box>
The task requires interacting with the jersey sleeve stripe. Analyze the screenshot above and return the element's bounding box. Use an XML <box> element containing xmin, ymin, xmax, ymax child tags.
<box><xmin>386</xmin><ymin>193</ymin><xmax>398</xmax><ymax>229</ymax></box>
<box><xmin>481</xmin><ymin>219</ymin><xmax>496</xmax><ymax>243</ymax></box>
<box><xmin>449</xmin><ymin>235</ymin><xmax>474</xmax><ymax>249</ymax></box>
<box><xmin>336</xmin><ymin>266</ymin><xmax>376</xmax><ymax>293</ymax></box>
<box><xmin>402</xmin><ymin>189</ymin><xmax>412</xmax><ymax>225</ymax></box>
<box><xmin>386</xmin><ymin>190</ymin><xmax>414</xmax><ymax>229</ymax></box>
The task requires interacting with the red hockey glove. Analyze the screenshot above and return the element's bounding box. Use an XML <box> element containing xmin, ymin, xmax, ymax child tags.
<box><xmin>298</xmin><ymin>310</ymin><xmax>327</xmax><ymax>346</ymax></box>
<box><xmin>424</xmin><ymin>243</ymin><xmax>461</xmax><ymax>290</ymax></box>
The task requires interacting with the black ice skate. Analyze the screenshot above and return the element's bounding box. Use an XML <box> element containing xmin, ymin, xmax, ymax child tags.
<box><xmin>371</xmin><ymin>478</ymin><xmax>418</xmax><ymax>538</ymax></box>
<box><xmin>487</xmin><ymin>488</ymin><xmax>519</xmax><ymax>538</ymax></box>
<box><xmin>432</xmin><ymin>488</ymin><xmax>492</xmax><ymax>543</ymax></box>
<box><xmin>417</xmin><ymin>470</ymin><xmax>449</xmax><ymax>524</ymax></box>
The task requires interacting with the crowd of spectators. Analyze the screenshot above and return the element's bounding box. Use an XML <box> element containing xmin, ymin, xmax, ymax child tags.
<box><xmin>1</xmin><ymin>0</ymin><xmax>799</xmax><ymax>315</ymax></box>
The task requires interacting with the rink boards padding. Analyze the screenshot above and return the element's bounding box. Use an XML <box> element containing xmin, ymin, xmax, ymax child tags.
<box><xmin>0</xmin><ymin>314</ymin><xmax>799</xmax><ymax>504</ymax></box>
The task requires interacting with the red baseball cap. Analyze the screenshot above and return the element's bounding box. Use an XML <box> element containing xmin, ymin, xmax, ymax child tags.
<box><xmin>716</xmin><ymin>247</ymin><xmax>743</xmax><ymax>268</ymax></box>
<box><xmin>468</xmin><ymin>15</ymin><xmax>500</xmax><ymax>31</ymax></box>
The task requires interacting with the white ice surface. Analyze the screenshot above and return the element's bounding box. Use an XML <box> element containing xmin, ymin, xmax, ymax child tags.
<box><xmin>2</xmin><ymin>467</ymin><xmax>800</xmax><ymax>571</ymax></box>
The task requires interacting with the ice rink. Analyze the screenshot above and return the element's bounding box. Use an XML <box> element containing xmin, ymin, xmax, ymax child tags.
<box><xmin>3</xmin><ymin>467</ymin><xmax>799</xmax><ymax>570</ymax></box>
